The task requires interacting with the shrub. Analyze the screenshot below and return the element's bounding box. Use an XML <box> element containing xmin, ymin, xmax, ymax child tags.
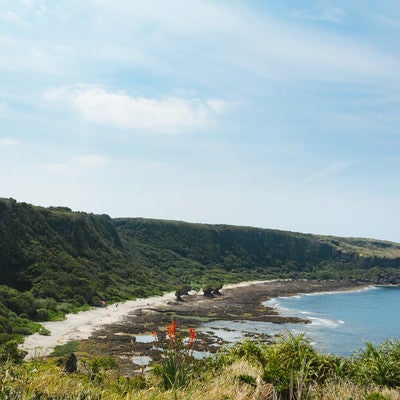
<box><xmin>353</xmin><ymin>340</ymin><xmax>400</xmax><ymax>387</ymax></box>
<box><xmin>34</xmin><ymin>308</ymin><xmax>50</xmax><ymax>321</ymax></box>
<box><xmin>0</xmin><ymin>340</ymin><xmax>24</xmax><ymax>363</ymax></box>
<box><xmin>228</xmin><ymin>332</ymin><xmax>345</xmax><ymax>399</ymax></box>
<box><xmin>50</xmin><ymin>341</ymin><xmax>80</xmax><ymax>357</ymax></box>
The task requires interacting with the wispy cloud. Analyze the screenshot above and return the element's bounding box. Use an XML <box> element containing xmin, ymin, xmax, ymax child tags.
<box><xmin>88</xmin><ymin>0</ymin><xmax>399</xmax><ymax>83</ymax></box>
<box><xmin>2</xmin><ymin>1</ymin><xmax>398</xmax><ymax>84</ymax></box>
<box><xmin>0</xmin><ymin>138</ymin><xmax>19</xmax><ymax>147</ymax></box>
<box><xmin>292</xmin><ymin>6</ymin><xmax>345</xmax><ymax>23</ymax></box>
<box><xmin>73</xmin><ymin>154</ymin><xmax>108</xmax><ymax>167</ymax></box>
<box><xmin>0</xmin><ymin>10</ymin><xmax>27</xmax><ymax>26</ymax></box>
<box><xmin>45</xmin><ymin>85</ymin><xmax>227</xmax><ymax>134</ymax></box>
<box><xmin>42</xmin><ymin>154</ymin><xmax>108</xmax><ymax>173</ymax></box>
<box><xmin>303</xmin><ymin>160</ymin><xmax>356</xmax><ymax>184</ymax></box>
<box><xmin>0</xmin><ymin>35</ymin><xmax>73</xmax><ymax>74</ymax></box>
<box><xmin>0</xmin><ymin>1</ymin><xmax>399</xmax><ymax>242</ymax></box>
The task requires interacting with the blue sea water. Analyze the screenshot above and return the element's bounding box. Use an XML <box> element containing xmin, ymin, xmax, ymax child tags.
<box><xmin>263</xmin><ymin>286</ymin><xmax>400</xmax><ymax>356</ymax></box>
<box><xmin>201</xmin><ymin>286</ymin><xmax>400</xmax><ymax>356</ymax></box>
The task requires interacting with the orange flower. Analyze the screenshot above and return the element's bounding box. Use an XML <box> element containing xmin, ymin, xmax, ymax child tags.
<box><xmin>171</xmin><ymin>319</ymin><xmax>177</xmax><ymax>336</ymax></box>
<box><xmin>167</xmin><ymin>320</ymin><xmax>177</xmax><ymax>342</ymax></box>
<box><xmin>189</xmin><ymin>328</ymin><xmax>196</xmax><ymax>341</ymax></box>
<box><xmin>187</xmin><ymin>327</ymin><xmax>196</xmax><ymax>350</ymax></box>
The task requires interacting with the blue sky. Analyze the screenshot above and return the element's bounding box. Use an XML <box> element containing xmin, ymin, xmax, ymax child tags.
<box><xmin>1</xmin><ymin>0</ymin><xmax>399</xmax><ymax>242</ymax></box>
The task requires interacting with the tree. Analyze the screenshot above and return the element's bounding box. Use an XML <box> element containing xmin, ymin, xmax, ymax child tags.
<box><xmin>175</xmin><ymin>285</ymin><xmax>192</xmax><ymax>302</ymax></box>
<box><xmin>202</xmin><ymin>280</ymin><xmax>223</xmax><ymax>298</ymax></box>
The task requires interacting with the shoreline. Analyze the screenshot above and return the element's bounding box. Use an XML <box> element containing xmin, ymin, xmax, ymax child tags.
<box><xmin>20</xmin><ymin>291</ymin><xmax>177</xmax><ymax>359</ymax></box>
<box><xmin>263</xmin><ymin>282</ymin><xmax>377</xmax><ymax>300</ymax></box>
<box><xmin>21</xmin><ymin>279</ymin><xmax>368</xmax><ymax>362</ymax></box>
<box><xmin>20</xmin><ymin>279</ymin><xmax>276</xmax><ymax>359</ymax></box>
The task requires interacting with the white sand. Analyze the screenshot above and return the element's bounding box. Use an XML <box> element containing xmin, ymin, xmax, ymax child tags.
<box><xmin>20</xmin><ymin>291</ymin><xmax>176</xmax><ymax>360</ymax></box>
<box><xmin>20</xmin><ymin>280</ymin><xmax>274</xmax><ymax>360</ymax></box>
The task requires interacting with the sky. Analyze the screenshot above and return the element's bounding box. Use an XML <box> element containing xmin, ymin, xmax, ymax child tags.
<box><xmin>1</xmin><ymin>0</ymin><xmax>399</xmax><ymax>242</ymax></box>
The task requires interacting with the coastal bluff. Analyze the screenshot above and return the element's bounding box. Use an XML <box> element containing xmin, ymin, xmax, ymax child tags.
<box><xmin>0</xmin><ymin>197</ymin><xmax>400</xmax><ymax>345</ymax></box>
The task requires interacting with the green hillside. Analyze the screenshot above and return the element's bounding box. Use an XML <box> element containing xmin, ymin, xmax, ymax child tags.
<box><xmin>0</xmin><ymin>197</ymin><xmax>400</xmax><ymax>344</ymax></box>
<box><xmin>115</xmin><ymin>217</ymin><xmax>400</xmax><ymax>280</ymax></box>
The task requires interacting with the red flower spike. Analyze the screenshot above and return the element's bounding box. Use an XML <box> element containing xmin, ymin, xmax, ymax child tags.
<box><xmin>186</xmin><ymin>327</ymin><xmax>196</xmax><ymax>350</ymax></box>
<box><xmin>172</xmin><ymin>319</ymin><xmax>177</xmax><ymax>336</ymax></box>
<box><xmin>189</xmin><ymin>328</ymin><xmax>196</xmax><ymax>343</ymax></box>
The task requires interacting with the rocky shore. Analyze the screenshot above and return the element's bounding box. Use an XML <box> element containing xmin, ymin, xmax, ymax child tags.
<box><xmin>78</xmin><ymin>279</ymin><xmax>367</xmax><ymax>375</ymax></box>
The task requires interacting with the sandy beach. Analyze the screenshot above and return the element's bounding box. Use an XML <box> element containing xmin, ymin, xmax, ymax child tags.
<box><xmin>21</xmin><ymin>291</ymin><xmax>177</xmax><ymax>359</ymax></box>
<box><xmin>20</xmin><ymin>279</ymin><xmax>365</xmax><ymax>362</ymax></box>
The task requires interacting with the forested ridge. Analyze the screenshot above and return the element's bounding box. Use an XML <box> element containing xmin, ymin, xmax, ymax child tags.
<box><xmin>1</xmin><ymin>197</ymin><xmax>400</xmax><ymax>344</ymax></box>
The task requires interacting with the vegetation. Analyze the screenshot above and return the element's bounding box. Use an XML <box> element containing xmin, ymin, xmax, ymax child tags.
<box><xmin>1</xmin><ymin>331</ymin><xmax>400</xmax><ymax>399</ymax></box>
<box><xmin>152</xmin><ymin>320</ymin><xmax>197</xmax><ymax>390</ymax></box>
<box><xmin>0</xmin><ymin>198</ymin><xmax>399</xmax><ymax>397</ymax></box>
<box><xmin>0</xmin><ymin>197</ymin><xmax>400</xmax><ymax>347</ymax></box>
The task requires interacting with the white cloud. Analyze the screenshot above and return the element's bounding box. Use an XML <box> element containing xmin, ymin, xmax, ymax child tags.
<box><xmin>41</xmin><ymin>162</ymin><xmax>75</xmax><ymax>174</ymax></box>
<box><xmin>45</xmin><ymin>85</ymin><xmax>227</xmax><ymax>134</ymax></box>
<box><xmin>0</xmin><ymin>138</ymin><xmax>19</xmax><ymax>147</ymax></box>
<box><xmin>303</xmin><ymin>160</ymin><xmax>356</xmax><ymax>184</ymax></box>
<box><xmin>206</xmin><ymin>99</ymin><xmax>227</xmax><ymax>114</ymax></box>
<box><xmin>44</xmin><ymin>86</ymin><xmax>68</xmax><ymax>100</ymax></box>
<box><xmin>2</xmin><ymin>1</ymin><xmax>398</xmax><ymax>84</ymax></box>
<box><xmin>73</xmin><ymin>154</ymin><xmax>108</xmax><ymax>167</ymax></box>
<box><xmin>0</xmin><ymin>10</ymin><xmax>27</xmax><ymax>25</ymax></box>
<box><xmin>88</xmin><ymin>0</ymin><xmax>399</xmax><ymax>83</ymax></box>
<box><xmin>0</xmin><ymin>35</ymin><xmax>72</xmax><ymax>74</ymax></box>
<box><xmin>42</xmin><ymin>154</ymin><xmax>108</xmax><ymax>173</ymax></box>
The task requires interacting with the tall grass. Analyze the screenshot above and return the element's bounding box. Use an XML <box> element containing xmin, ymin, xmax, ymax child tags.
<box><xmin>354</xmin><ymin>340</ymin><xmax>400</xmax><ymax>387</ymax></box>
<box><xmin>1</xmin><ymin>333</ymin><xmax>400</xmax><ymax>399</ymax></box>
<box><xmin>219</xmin><ymin>333</ymin><xmax>400</xmax><ymax>400</ymax></box>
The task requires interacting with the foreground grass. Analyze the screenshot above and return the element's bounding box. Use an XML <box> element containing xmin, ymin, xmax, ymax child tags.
<box><xmin>1</xmin><ymin>332</ymin><xmax>400</xmax><ymax>399</ymax></box>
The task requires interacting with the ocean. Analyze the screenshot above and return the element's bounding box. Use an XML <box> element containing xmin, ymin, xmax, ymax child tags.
<box><xmin>264</xmin><ymin>285</ymin><xmax>400</xmax><ymax>356</ymax></box>
<box><xmin>202</xmin><ymin>285</ymin><xmax>400</xmax><ymax>356</ymax></box>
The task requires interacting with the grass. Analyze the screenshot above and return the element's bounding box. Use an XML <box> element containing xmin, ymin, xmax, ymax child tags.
<box><xmin>49</xmin><ymin>341</ymin><xmax>80</xmax><ymax>357</ymax></box>
<box><xmin>1</xmin><ymin>333</ymin><xmax>400</xmax><ymax>399</ymax></box>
